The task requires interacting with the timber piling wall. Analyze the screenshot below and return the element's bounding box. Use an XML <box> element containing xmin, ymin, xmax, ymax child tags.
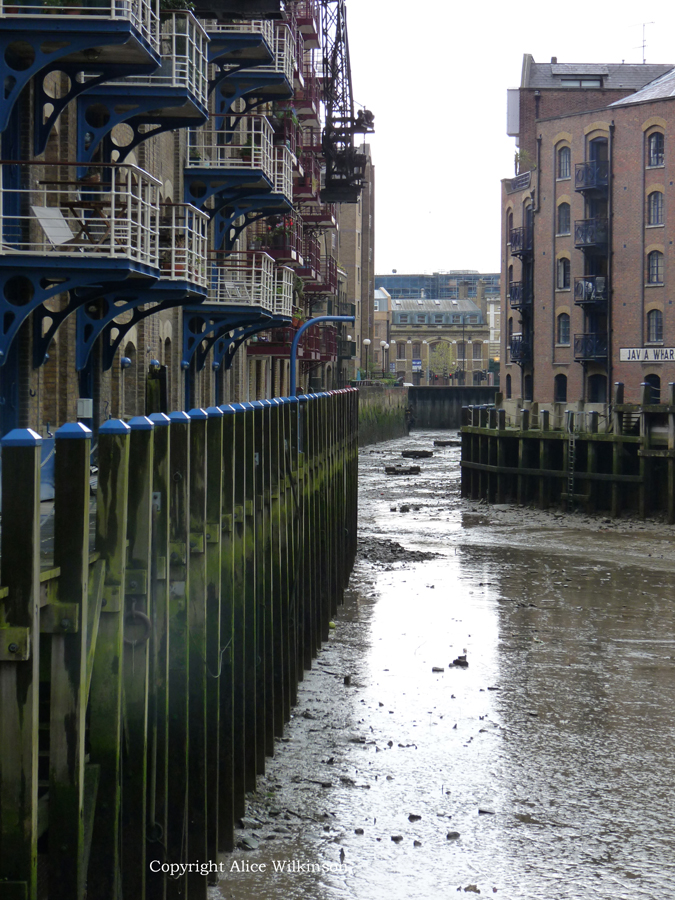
<box><xmin>460</xmin><ymin>382</ymin><xmax>675</xmax><ymax>520</ymax></box>
<box><xmin>409</xmin><ymin>386</ymin><xmax>497</xmax><ymax>429</ymax></box>
<box><xmin>0</xmin><ymin>389</ymin><xmax>359</xmax><ymax>900</ymax></box>
<box><xmin>358</xmin><ymin>385</ymin><xmax>409</xmax><ymax>445</ymax></box>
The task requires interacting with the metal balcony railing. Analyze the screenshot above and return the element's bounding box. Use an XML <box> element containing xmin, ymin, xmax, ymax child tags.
<box><xmin>509</xmin><ymin>225</ymin><xmax>532</xmax><ymax>256</ymax></box>
<box><xmin>253</xmin><ymin>214</ymin><xmax>302</xmax><ymax>264</ymax></box>
<box><xmin>299</xmin><ymin>231</ymin><xmax>320</xmax><ymax>275</ymax></box>
<box><xmin>0</xmin><ymin>161</ymin><xmax>160</xmax><ymax>267</ymax></box>
<box><xmin>187</xmin><ymin>115</ymin><xmax>274</xmax><ymax>182</ymax></box>
<box><xmin>122</xmin><ymin>13</ymin><xmax>208</xmax><ymax>109</ymax></box>
<box><xmin>574</xmin><ymin>217</ymin><xmax>608</xmax><ymax>249</ymax></box>
<box><xmin>320</xmin><ymin>325</ymin><xmax>338</xmax><ymax>359</ymax></box>
<box><xmin>305</xmin><ymin>254</ymin><xmax>337</xmax><ymax>293</ymax></box>
<box><xmin>208</xmin><ymin>251</ymin><xmax>275</xmax><ymax>310</ymax></box>
<box><xmin>275</xmin><ymin>265</ymin><xmax>294</xmax><ymax>317</ymax></box>
<box><xmin>574</xmin><ymin>160</ymin><xmax>609</xmax><ymax>192</ymax></box>
<box><xmin>295</xmin><ymin>153</ymin><xmax>321</xmax><ymax>200</ymax></box>
<box><xmin>300</xmin><ymin>203</ymin><xmax>337</xmax><ymax>228</ymax></box>
<box><xmin>158</xmin><ymin>203</ymin><xmax>209</xmax><ymax>286</ymax></box>
<box><xmin>273</xmin><ymin>146</ymin><xmax>293</xmax><ymax>199</ymax></box>
<box><xmin>295</xmin><ymin>0</ymin><xmax>320</xmax><ymax>48</ymax></box>
<box><xmin>257</xmin><ymin>24</ymin><xmax>295</xmax><ymax>84</ymax></box>
<box><xmin>574</xmin><ymin>275</ymin><xmax>608</xmax><ymax>305</ymax></box>
<box><xmin>509</xmin><ymin>334</ymin><xmax>532</xmax><ymax>363</ymax></box>
<box><xmin>203</xmin><ymin>18</ymin><xmax>274</xmax><ymax>45</ymax></box>
<box><xmin>574</xmin><ymin>332</ymin><xmax>608</xmax><ymax>360</ymax></box>
<box><xmin>0</xmin><ymin>0</ymin><xmax>158</xmax><ymax>52</ymax></box>
<box><xmin>339</xmin><ymin>339</ymin><xmax>356</xmax><ymax>358</ymax></box>
<box><xmin>507</xmin><ymin>281</ymin><xmax>532</xmax><ymax>310</ymax></box>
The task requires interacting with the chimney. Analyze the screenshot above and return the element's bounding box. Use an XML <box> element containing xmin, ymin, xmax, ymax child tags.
<box><xmin>459</xmin><ymin>281</ymin><xmax>470</xmax><ymax>300</ymax></box>
<box><xmin>551</xmin><ymin>56</ymin><xmax>557</xmax><ymax>64</ymax></box>
<box><xmin>477</xmin><ymin>280</ymin><xmax>487</xmax><ymax>319</ymax></box>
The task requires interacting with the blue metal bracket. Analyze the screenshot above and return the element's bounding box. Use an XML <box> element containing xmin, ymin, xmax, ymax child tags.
<box><xmin>76</xmin><ymin>85</ymin><xmax>208</xmax><ymax>165</ymax></box>
<box><xmin>290</xmin><ymin>316</ymin><xmax>355</xmax><ymax>396</ymax></box>
<box><xmin>181</xmin><ymin>305</ymin><xmax>273</xmax><ymax>371</ymax></box>
<box><xmin>0</xmin><ymin>256</ymin><xmax>142</xmax><ymax>368</ymax></box>
<box><xmin>212</xmin><ymin>314</ymin><xmax>289</xmax><ymax>371</ymax></box>
<box><xmin>210</xmin><ymin>67</ymin><xmax>292</xmax><ymax>110</ymax></box>
<box><xmin>34</xmin><ymin>59</ymin><xmax>160</xmax><ymax>157</ymax></box>
<box><xmin>0</xmin><ymin>18</ymin><xmax>159</xmax><ymax>136</ymax></box>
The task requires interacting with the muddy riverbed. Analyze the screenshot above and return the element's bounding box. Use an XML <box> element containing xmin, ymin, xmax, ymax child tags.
<box><xmin>211</xmin><ymin>430</ymin><xmax>675</xmax><ymax>900</ymax></box>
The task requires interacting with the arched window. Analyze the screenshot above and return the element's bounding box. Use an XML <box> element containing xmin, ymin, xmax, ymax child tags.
<box><xmin>557</xmin><ymin>313</ymin><xmax>570</xmax><ymax>345</ymax></box>
<box><xmin>648</xmin><ymin>132</ymin><xmax>664</xmax><ymax>167</ymax></box>
<box><xmin>557</xmin><ymin>258</ymin><xmax>570</xmax><ymax>289</ymax></box>
<box><xmin>505</xmin><ymin>373</ymin><xmax>512</xmax><ymax>399</ymax></box>
<box><xmin>412</xmin><ymin>342</ymin><xmax>421</xmax><ymax>357</ymax></box>
<box><xmin>647</xmin><ymin>191</ymin><xmax>664</xmax><ymax>225</ymax></box>
<box><xmin>554</xmin><ymin>373</ymin><xmax>567</xmax><ymax>402</ymax></box>
<box><xmin>588</xmin><ymin>373</ymin><xmax>607</xmax><ymax>403</ymax></box>
<box><xmin>648</xmin><ymin>250</ymin><xmax>664</xmax><ymax>284</ymax></box>
<box><xmin>557</xmin><ymin>202</ymin><xmax>571</xmax><ymax>234</ymax></box>
<box><xmin>647</xmin><ymin>309</ymin><xmax>663</xmax><ymax>342</ymax></box>
<box><xmin>644</xmin><ymin>373</ymin><xmax>661</xmax><ymax>403</ymax></box>
<box><xmin>506</xmin><ymin>210</ymin><xmax>513</xmax><ymax>242</ymax></box>
<box><xmin>558</xmin><ymin>146</ymin><xmax>571</xmax><ymax>179</ymax></box>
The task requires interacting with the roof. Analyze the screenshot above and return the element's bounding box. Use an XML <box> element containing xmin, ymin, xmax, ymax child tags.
<box><xmin>521</xmin><ymin>55</ymin><xmax>673</xmax><ymax>91</ymax></box>
<box><xmin>389</xmin><ymin>298</ymin><xmax>482</xmax><ymax>313</ymax></box>
<box><xmin>611</xmin><ymin>66</ymin><xmax>675</xmax><ymax>105</ymax></box>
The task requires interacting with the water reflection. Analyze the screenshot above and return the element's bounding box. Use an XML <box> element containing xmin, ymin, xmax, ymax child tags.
<box><xmin>212</xmin><ymin>431</ymin><xmax>675</xmax><ymax>899</ymax></box>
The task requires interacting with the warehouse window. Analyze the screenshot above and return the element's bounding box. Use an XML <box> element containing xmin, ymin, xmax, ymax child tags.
<box><xmin>648</xmin><ymin>132</ymin><xmax>665</xmax><ymax>167</ymax></box>
<box><xmin>554</xmin><ymin>373</ymin><xmax>567</xmax><ymax>402</ymax></box>
<box><xmin>647</xmin><ymin>191</ymin><xmax>664</xmax><ymax>225</ymax></box>
<box><xmin>557</xmin><ymin>257</ymin><xmax>570</xmax><ymax>289</ymax></box>
<box><xmin>647</xmin><ymin>309</ymin><xmax>663</xmax><ymax>342</ymax></box>
<box><xmin>648</xmin><ymin>250</ymin><xmax>664</xmax><ymax>284</ymax></box>
<box><xmin>557</xmin><ymin>202</ymin><xmax>571</xmax><ymax>235</ymax></box>
<box><xmin>558</xmin><ymin>146</ymin><xmax>571</xmax><ymax>179</ymax></box>
<box><xmin>557</xmin><ymin>313</ymin><xmax>570</xmax><ymax>345</ymax></box>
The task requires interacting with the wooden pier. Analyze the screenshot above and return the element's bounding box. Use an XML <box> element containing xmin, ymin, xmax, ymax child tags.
<box><xmin>460</xmin><ymin>383</ymin><xmax>675</xmax><ymax>521</ymax></box>
<box><xmin>0</xmin><ymin>389</ymin><xmax>358</xmax><ymax>900</ymax></box>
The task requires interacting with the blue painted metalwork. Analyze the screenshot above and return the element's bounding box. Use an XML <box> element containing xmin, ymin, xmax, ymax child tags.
<box><xmin>0</xmin><ymin>18</ymin><xmax>159</xmax><ymax>137</ymax></box>
<box><xmin>149</xmin><ymin>412</ymin><xmax>171</xmax><ymax>427</ymax></box>
<box><xmin>181</xmin><ymin>305</ymin><xmax>274</xmax><ymax>371</ymax></box>
<box><xmin>55</xmin><ymin>422</ymin><xmax>92</xmax><ymax>440</ymax></box>
<box><xmin>128</xmin><ymin>415</ymin><xmax>155</xmax><ymax>430</ymax></box>
<box><xmin>211</xmin><ymin>67</ymin><xmax>292</xmax><ymax>110</ymax></box>
<box><xmin>207</xmin><ymin>28</ymin><xmax>272</xmax><ymax>69</ymax></box>
<box><xmin>188</xmin><ymin>407</ymin><xmax>208</xmax><ymax>420</ymax></box>
<box><xmin>211</xmin><ymin>315</ymin><xmax>289</xmax><ymax>372</ymax></box>
<box><xmin>99</xmin><ymin>418</ymin><xmax>131</xmax><ymax>435</ymax></box>
<box><xmin>75</xmin><ymin>85</ymin><xmax>208</xmax><ymax>166</ymax></box>
<box><xmin>289</xmin><ymin>315</ymin><xmax>355</xmax><ymax>397</ymax></box>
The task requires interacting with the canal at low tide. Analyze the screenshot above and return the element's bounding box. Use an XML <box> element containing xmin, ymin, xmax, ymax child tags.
<box><xmin>212</xmin><ymin>430</ymin><xmax>675</xmax><ymax>900</ymax></box>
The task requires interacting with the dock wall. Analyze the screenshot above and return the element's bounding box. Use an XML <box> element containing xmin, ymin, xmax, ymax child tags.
<box><xmin>358</xmin><ymin>385</ymin><xmax>409</xmax><ymax>445</ymax></box>
<box><xmin>409</xmin><ymin>386</ymin><xmax>497</xmax><ymax>429</ymax></box>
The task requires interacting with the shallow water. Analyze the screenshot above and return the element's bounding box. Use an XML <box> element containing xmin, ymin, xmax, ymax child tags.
<box><xmin>212</xmin><ymin>430</ymin><xmax>675</xmax><ymax>900</ymax></box>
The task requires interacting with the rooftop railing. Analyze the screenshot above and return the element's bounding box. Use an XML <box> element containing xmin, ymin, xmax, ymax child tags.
<box><xmin>187</xmin><ymin>115</ymin><xmax>274</xmax><ymax>182</ymax></box>
<box><xmin>0</xmin><ymin>0</ymin><xmax>158</xmax><ymax>52</ymax></box>
<box><xmin>158</xmin><ymin>203</ymin><xmax>209</xmax><ymax>287</ymax></box>
<box><xmin>122</xmin><ymin>13</ymin><xmax>208</xmax><ymax>109</ymax></box>
<box><xmin>0</xmin><ymin>161</ymin><xmax>160</xmax><ymax>267</ymax></box>
<box><xmin>208</xmin><ymin>250</ymin><xmax>275</xmax><ymax>310</ymax></box>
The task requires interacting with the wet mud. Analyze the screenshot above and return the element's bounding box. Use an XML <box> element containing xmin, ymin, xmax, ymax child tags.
<box><xmin>211</xmin><ymin>430</ymin><xmax>675</xmax><ymax>900</ymax></box>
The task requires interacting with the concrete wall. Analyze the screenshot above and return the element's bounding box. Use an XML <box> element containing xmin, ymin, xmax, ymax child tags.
<box><xmin>358</xmin><ymin>385</ymin><xmax>409</xmax><ymax>446</ymax></box>
<box><xmin>409</xmin><ymin>386</ymin><xmax>497</xmax><ymax>429</ymax></box>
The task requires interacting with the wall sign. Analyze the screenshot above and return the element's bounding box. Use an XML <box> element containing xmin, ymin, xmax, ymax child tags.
<box><xmin>620</xmin><ymin>347</ymin><xmax>675</xmax><ymax>362</ymax></box>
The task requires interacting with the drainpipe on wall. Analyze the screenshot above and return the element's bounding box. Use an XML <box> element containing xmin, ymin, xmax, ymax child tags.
<box><xmin>608</xmin><ymin>121</ymin><xmax>615</xmax><ymax>415</ymax></box>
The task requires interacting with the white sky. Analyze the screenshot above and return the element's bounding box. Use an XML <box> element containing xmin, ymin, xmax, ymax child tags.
<box><xmin>345</xmin><ymin>0</ymin><xmax>675</xmax><ymax>278</ymax></box>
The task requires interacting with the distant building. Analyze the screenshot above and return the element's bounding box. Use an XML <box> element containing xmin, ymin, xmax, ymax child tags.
<box><xmin>375</xmin><ymin>270</ymin><xmax>500</xmax><ymax>302</ymax></box>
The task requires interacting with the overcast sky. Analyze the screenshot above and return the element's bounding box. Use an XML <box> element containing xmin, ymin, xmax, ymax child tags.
<box><xmin>345</xmin><ymin>0</ymin><xmax>675</xmax><ymax>279</ymax></box>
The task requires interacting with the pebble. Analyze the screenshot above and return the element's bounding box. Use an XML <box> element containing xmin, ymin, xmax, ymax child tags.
<box><xmin>391</xmin><ymin>835</ymin><xmax>403</xmax><ymax>843</ymax></box>
<box><xmin>446</xmin><ymin>831</ymin><xmax>461</xmax><ymax>840</ymax></box>
<box><xmin>354</xmin><ymin>828</ymin><xmax>364</xmax><ymax>835</ymax></box>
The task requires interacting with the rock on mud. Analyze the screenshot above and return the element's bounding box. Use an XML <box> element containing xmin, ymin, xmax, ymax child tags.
<box><xmin>357</xmin><ymin>538</ymin><xmax>439</xmax><ymax>566</ymax></box>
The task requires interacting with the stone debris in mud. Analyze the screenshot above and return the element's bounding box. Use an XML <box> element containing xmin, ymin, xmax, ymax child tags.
<box><xmin>356</xmin><ymin>537</ymin><xmax>439</xmax><ymax>565</ymax></box>
<box><xmin>401</xmin><ymin>449</ymin><xmax>433</xmax><ymax>459</ymax></box>
<box><xmin>385</xmin><ymin>465</ymin><xmax>421</xmax><ymax>475</ymax></box>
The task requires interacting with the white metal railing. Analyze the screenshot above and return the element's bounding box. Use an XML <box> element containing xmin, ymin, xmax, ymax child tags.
<box><xmin>0</xmin><ymin>161</ymin><xmax>160</xmax><ymax>267</ymax></box>
<box><xmin>208</xmin><ymin>251</ymin><xmax>274</xmax><ymax>310</ymax></box>
<box><xmin>159</xmin><ymin>203</ymin><xmax>208</xmax><ymax>287</ymax></box>
<box><xmin>203</xmin><ymin>17</ymin><xmax>274</xmax><ymax>47</ymax></box>
<box><xmin>0</xmin><ymin>0</ymin><xmax>158</xmax><ymax>54</ymax></box>
<box><xmin>257</xmin><ymin>24</ymin><xmax>295</xmax><ymax>84</ymax></box>
<box><xmin>122</xmin><ymin>13</ymin><xmax>208</xmax><ymax>109</ymax></box>
<box><xmin>273</xmin><ymin>146</ymin><xmax>293</xmax><ymax>199</ymax></box>
<box><xmin>275</xmin><ymin>265</ymin><xmax>294</xmax><ymax>317</ymax></box>
<box><xmin>187</xmin><ymin>115</ymin><xmax>274</xmax><ymax>182</ymax></box>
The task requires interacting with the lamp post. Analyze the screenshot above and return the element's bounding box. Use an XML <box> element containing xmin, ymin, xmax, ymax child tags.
<box><xmin>363</xmin><ymin>338</ymin><xmax>371</xmax><ymax>380</ymax></box>
<box><xmin>422</xmin><ymin>340</ymin><xmax>428</xmax><ymax>384</ymax></box>
<box><xmin>380</xmin><ymin>340</ymin><xmax>388</xmax><ymax>377</ymax></box>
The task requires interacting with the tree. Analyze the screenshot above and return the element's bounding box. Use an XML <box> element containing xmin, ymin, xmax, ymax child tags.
<box><xmin>429</xmin><ymin>342</ymin><xmax>454</xmax><ymax>378</ymax></box>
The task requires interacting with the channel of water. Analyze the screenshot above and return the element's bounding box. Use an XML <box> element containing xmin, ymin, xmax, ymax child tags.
<box><xmin>211</xmin><ymin>430</ymin><xmax>675</xmax><ymax>900</ymax></box>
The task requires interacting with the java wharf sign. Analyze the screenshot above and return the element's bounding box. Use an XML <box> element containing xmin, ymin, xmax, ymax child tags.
<box><xmin>620</xmin><ymin>347</ymin><xmax>675</xmax><ymax>362</ymax></box>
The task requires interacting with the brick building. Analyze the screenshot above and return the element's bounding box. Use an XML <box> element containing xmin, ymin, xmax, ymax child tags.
<box><xmin>503</xmin><ymin>55</ymin><xmax>675</xmax><ymax>418</ymax></box>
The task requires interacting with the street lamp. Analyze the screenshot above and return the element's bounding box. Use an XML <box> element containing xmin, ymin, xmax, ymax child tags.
<box><xmin>380</xmin><ymin>340</ymin><xmax>388</xmax><ymax>377</ymax></box>
<box><xmin>422</xmin><ymin>340</ymin><xmax>428</xmax><ymax>383</ymax></box>
<box><xmin>363</xmin><ymin>338</ymin><xmax>371</xmax><ymax>380</ymax></box>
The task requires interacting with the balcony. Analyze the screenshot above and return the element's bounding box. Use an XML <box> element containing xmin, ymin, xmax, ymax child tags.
<box><xmin>574</xmin><ymin>217</ymin><xmax>608</xmax><ymax>250</ymax></box>
<box><xmin>192</xmin><ymin>0</ymin><xmax>282</xmax><ymax>22</ymax></box>
<box><xmin>574</xmin><ymin>275</ymin><xmax>608</xmax><ymax>306</ymax></box>
<box><xmin>294</xmin><ymin>153</ymin><xmax>321</xmax><ymax>201</ymax></box>
<box><xmin>0</xmin><ymin>161</ymin><xmax>159</xmax><ymax>268</ymax></box>
<box><xmin>574</xmin><ymin>332</ymin><xmax>608</xmax><ymax>361</ymax></box>
<box><xmin>304</xmin><ymin>255</ymin><xmax>338</xmax><ymax>295</ymax></box>
<box><xmin>339</xmin><ymin>339</ymin><xmax>356</xmax><ymax>359</ymax></box>
<box><xmin>275</xmin><ymin>265</ymin><xmax>294</xmax><ymax>317</ymax></box>
<box><xmin>297</xmin><ymin>231</ymin><xmax>320</xmax><ymax>278</ymax></box>
<box><xmin>255</xmin><ymin>23</ymin><xmax>296</xmax><ymax>86</ymax></box>
<box><xmin>320</xmin><ymin>325</ymin><xmax>338</xmax><ymax>361</ymax></box>
<box><xmin>300</xmin><ymin>203</ymin><xmax>337</xmax><ymax>228</ymax></box>
<box><xmin>509</xmin><ymin>226</ymin><xmax>532</xmax><ymax>257</ymax></box>
<box><xmin>187</xmin><ymin>115</ymin><xmax>274</xmax><ymax>182</ymax></box>
<box><xmin>507</xmin><ymin>281</ymin><xmax>532</xmax><ymax>311</ymax></box>
<box><xmin>247</xmin><ymin>324</ymin><xmax>320</xmax><ymax>359</ymax></box>
<box><xmin>295</xmin><ymin>0</ymin><xmax>320</xmax><ymax>48</ymax></box>
<box><xmin>273</xmin><ymin>146</ymin><xmax>293</xmax><ymax>199</ymax></box>
<box><xmin>575</xmin><ymin>160</ymin><xmax>609</xmax><ymax>192</ymax></box>
<box><xmin>207</xmin><ymin>251</ymin><xmax>275</xmax><ymax>310</ymax></box>
<box><xmin>158</xmin><ymin>203</ymin><xmax>209</xmax><ymax>288</ymax></box>
<box><xmin>253</xmin><ymin>214</ymin><xmax>303</xmax><ymax>265</ymax></box>
<box><xmin>205</xmin><ymin>18</ymin><xmax>273</xmax><ymax>65</ymax></box>
<box><xmin>509</xmin><ymin>334</ymin><xmax>532</xmax><ymax>363</ymax></box>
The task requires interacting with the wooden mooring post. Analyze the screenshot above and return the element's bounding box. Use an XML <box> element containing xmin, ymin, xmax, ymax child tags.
<box><xmin>0</xmin><ymin>389</ymin><xmax>359</xmax><ymax>900</ymax></box>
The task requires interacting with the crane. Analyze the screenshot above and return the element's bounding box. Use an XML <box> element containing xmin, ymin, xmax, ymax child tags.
<box><xmin>320</xmin><ymin>0</ymin><xmax>374</xmax><ymax>202</ymax></box>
